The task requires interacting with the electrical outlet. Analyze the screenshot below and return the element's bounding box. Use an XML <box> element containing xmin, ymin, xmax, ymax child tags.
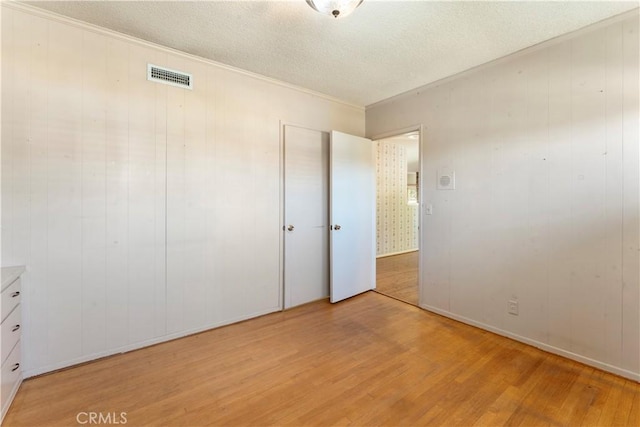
<box><xmin>508</xmin><ymin>299</ymin><xmax>519</xmax><ymax>315</ymax></box>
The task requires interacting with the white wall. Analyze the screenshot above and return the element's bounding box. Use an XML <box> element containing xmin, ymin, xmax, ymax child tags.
<box><xmin>1</xmin><ymin>4</ymin><xmax>364</xmax><ymax>376</ymax></box>
<box><xmin>376</xmin><ymin>141</ymin><xmax>419</xmax><ymax>256</ymax></box>
<box><xmin>367</xmin><ymin>12</ymin><xmax>640</xmax><ymax>380</ymax></box>
<box><xmin>0</xmin><ymin>4</ymin><xmax>2</xmax><ymax>275</ymax></box>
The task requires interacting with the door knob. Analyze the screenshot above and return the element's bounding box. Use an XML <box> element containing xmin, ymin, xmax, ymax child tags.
<box><xmin>287</xmin><ymin>225</ymin><xmax>295</xmax><ymax>231</ymax></box>
<box><xmin>334</xmin><ymin>225</ymin><xmax>341</xmax><ymax>230</ymax></box>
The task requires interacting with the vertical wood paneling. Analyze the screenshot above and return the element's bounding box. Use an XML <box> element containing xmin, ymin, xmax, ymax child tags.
<box><xmin>152</xmin><ymin>59</ymin><xmax>168</xmax><ymax>340</ymax></box>
<box><xmin>449</xmin><ymin>72</ymin><xmax>496</xmax><ymax>324</ymax></box>
<box><xmin>546</xmin><ymin>39</ymin><xmax>574</xmax><ymax>352</ymax></box>
<box><xmin>209</xmin><ymin>66</ymin><xmax>229</xmax><ymax>324</ymax></box>
<box><xmin>570</xmin><ymin>27</ymin><xmax>608</xmax><ymax>361</ymax></box>
<box><xmin>1</xmin><ymin>7</ymin><xmax>14</xmax><ymax>268</ymax></box>
<box><xmin>46</xmin><ymin>20</ymin><xmax>84</xmax><ymax>364</ymax></box>
<box><xmin>0</xmin><ymin>0</ymin><xmax>3</xmax><ymax>274</ymax></box>
<box><xmin>204</xmin><ymin>67</ymin><xmax>218</xmax><ymax>325</ymax></box>
<box><xmin>248</xmin><ymin>80</ymin><xmax>281</xmax><ymax>313</ymax></box>
<box><xmin>366</xmin><ymin>13</ymin><xmax>640</xmax><ymax>379</ymax></box>
<box><xmin>603</xmin><ymin>22</ymin><xmax>625</xmax><ymax>368</ymax></box>
<box><xmin>165</xmin><ymin>55</ymin><xmax>186</xmax><ymax>334</ymax></box>
<box><xmin>127</xmin><ymin>45</ymin><xmax>166</xmax><ymax>344</ymax></box>
<box><xmin>495</xmin><ymin>58</ymin><xmax>530</xmax><ymax>336</ymax></box>
<box><xmin>1</xmin><ymin>8</ymin><xmax>13</xmax><ymax>271</ymax></box>
<box><xmin>80</xmin><ymin>30</ymin><xmax>108</xmax><ymax>355</ymax></box>
<box><xmin>104</xmin><ymin>38</ymin><xmax>130</xmax><ymax>351</ymax></box>
<box><xmin>500</xmin><ymin>56</ymin><xmax>529</xmax><ymax>334</ymax></box>
<box><xmin>621</xmin><ymin>15</ymin><xmax>640</xmax><ymax>373</ymax></box>
<box><xmin>23</xmin><ymin>12</ymin><xmax>51</xmax><ymax>371</ymax></box>
<box><xmin>239</xmin><ymin>77</ymin><xmax>264</xmax><ymax>314</ymax></box>
<box><xmin>421</xmin><ymin>85</ymin><xmax>452</xmax><ymax>312</ymax></box>
<box><xmin>519</xmin><ymin>50</ymin><xmax>550</xmax><ymax>344</ymax></box>
<box><xmin>181</xmin><ymin>57</ymin><xmax>208</xmax><ymax>330</ymax></box>
<box><xmin>1</xmin><ymin>8</ymin><xmax>29</xmax><ymax>269</ymax></box>
<box><xmin>483</xmin><ymin>69</ymin><xmax>508</xmax><ymax>330</ymax></box>
<box><xmin>213</xmin><ymin>69</ymin><xmax>252</xmax><ymax>321</ymax></box>
<box><xmin>1</xmin><ymin>5</ymin><xmax>364</xmax><ymax>376</ymax></box>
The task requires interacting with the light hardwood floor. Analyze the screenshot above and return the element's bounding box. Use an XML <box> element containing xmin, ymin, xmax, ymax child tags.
<box><xmin>5</xmin><ymin>292</ymin><xmax>639</xmax><ymax>426</ymax></box>
<box><xmin>376</xmin><ymin>251</ymin><xmax>419</xmax><ymax>305</ymax></box>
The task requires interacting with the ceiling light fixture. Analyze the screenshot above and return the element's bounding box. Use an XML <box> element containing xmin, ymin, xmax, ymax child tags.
<box><xmin>306</xmin><ymin>0</ymin><xmax>364</xmax><ymax>19</ymax></box>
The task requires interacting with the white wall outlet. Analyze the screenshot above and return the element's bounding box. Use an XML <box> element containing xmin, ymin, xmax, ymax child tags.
<box><xmin>508</xmin><ymin>299</ymin><xmax>519</xmax><ymax>315</ymax></box>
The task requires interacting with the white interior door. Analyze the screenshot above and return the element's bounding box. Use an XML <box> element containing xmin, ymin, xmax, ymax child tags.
<box><xmin>330</xmin><ymin>131</ymin><xmax>376</xmax><ymax>303</ymax></box>
<box><xmin>284</xmin><ymin>126</ymin><xmax>329</xmax><ymax>308</ymax></box>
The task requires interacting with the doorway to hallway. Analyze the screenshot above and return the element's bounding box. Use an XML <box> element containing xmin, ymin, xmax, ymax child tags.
<box><xmin>373</xmin><ymin>130</ymin><xmax>421</xmax><ymax>306</ymax></box>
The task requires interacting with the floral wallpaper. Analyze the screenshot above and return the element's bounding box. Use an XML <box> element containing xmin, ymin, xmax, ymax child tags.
<box><xmin>376</xmin><ymin>141</ymin><xmax>419</xmax><ymax>256</ymax></box>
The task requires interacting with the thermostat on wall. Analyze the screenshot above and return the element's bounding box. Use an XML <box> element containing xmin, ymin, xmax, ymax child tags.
<box><xmin>437</xmin><ymin>169</ymin><xmax>455</xmax><ymax>190</ymax></box>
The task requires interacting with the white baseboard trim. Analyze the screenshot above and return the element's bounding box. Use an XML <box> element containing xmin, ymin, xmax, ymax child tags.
<box><xmin>0</xmin><ymin>375</ymin><xmax>22</xmax><ymax>423</ymax></box>
<box><xmin>376</xmin><ymin>248</ymin><xmax>418</xmax><ymax>258</ymax></box>
<box><xmin>23</xmin><ymin>305</ymin><xmax>281</xmax><ymax>379</ymax></box>
<box><xmin>420</xmin><ymin>303</ymin><xmax>640</xmax><ymax>382</ymax></box>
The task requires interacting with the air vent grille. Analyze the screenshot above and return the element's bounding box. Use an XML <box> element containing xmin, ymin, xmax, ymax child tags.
<box><xmin>437</xmin><ymin>169</ymin><xmax>455</xmax><ymax>190</ymax></box>
<box><xmin>147</xmin><ymin>64</ymin><xmax>192</xmax><ymax>89</ymax></box>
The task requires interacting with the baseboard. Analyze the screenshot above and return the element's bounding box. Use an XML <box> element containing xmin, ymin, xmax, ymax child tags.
<box><xmin>284</xmin><ymin>296</ymin><xmax>329</xmax><ymax>310</ymax></box>
<box><xmin>376</xmin><ymin>249</ymin><xmax>418</xmax><ymax>258</ymax></box>
<box><xmin>23</xmin><ymin>305</ymin><xmax>281</xmax><ymax>378</ymax></box>
<box><xmin>420</xmin><ymin>303</ymin><xmax>640</xmax><ymax>382</ymax></box>
<box><xmin>0</xmin><ymin>375</ymin><xmax>22</xmax><ymax>424</ymax></box>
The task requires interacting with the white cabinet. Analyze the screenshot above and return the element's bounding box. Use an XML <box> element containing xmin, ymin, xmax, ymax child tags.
<box><xmin>1</xmin><ymin>266</ymin><xmax>25</xmax><ymax>423</ymax></box>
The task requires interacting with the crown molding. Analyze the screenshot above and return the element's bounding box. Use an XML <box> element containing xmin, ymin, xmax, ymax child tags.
<box><xmin>367</xmin><ymin>7</ymin><xmax>640</xmax><ymax>110</ymax></box>
<box><xmin>2</xmin><ymin>1</ymin><xmax>364</xmax><ymax>112</ymax></box>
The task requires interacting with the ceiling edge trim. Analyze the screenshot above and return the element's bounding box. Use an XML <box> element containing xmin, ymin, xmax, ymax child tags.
<box><xmin>366</xmin><ymin>7</ymin><xmax>640</xmax><ymax>111</ymax></box>
<box><xmin>369</xmin><ymin>124</ymin><xmax>423</xmax><ymax>142</ymax></box>
<box><xmin>3</xmin><ymin>1</ymin><xmax>365</xmax><ymax>112</ymax></box>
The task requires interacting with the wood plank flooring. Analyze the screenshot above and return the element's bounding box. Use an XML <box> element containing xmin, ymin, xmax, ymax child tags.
<box><xmin>5</xmin><ymin>292</ymin><xmax>639</xmax><ymax>426</ymax></box>
<box><xmin>376</xmin><ymin>251</ymin><xmax>419</xmax><ymax>305</ymax></box>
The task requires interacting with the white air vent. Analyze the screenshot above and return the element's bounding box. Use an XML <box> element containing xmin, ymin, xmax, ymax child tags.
<box><xmin>147</xmin><ymin>64</ymin><xmax>192</xmax><ymax>89</ymax></box>
<box><xmin>437</xmin><ymin>169</ymin><xmax>455</xmax><ymax>190</ymax></box>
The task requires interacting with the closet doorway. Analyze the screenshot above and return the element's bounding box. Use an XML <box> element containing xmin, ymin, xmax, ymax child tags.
<box><xmin>282</xmin><ymin>125</ymin><xmax>330</xmax><ymax>309</ymax></box>
<box><xmin>374</xmin><ymin>130</ymin><xmax>421</xmax><ymax>305</ymax></box>
<box><xmin>282</xmin><ymin>125</ymin><xmax>376</xmax><ymax>309</ymax></box>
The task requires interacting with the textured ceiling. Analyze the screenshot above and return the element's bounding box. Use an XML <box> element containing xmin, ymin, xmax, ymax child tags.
<box><xmin>23</xmin><ymin>0</ymin><xmax>639</xmax><ymax>106</ymax></box>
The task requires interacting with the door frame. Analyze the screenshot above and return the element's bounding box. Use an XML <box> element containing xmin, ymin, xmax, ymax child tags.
<box><xmin>370</xmin><ymin>124</ymin><xmax>425</xmax><ymax>307</ymax></box>
<box><xmin>279</xmin><ymin>121</ymin><xmax>331</xmax><ymax>310</ymax></box>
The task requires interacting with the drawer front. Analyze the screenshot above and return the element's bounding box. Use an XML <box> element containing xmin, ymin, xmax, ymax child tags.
<box><xmin>1</xmin><ymin>278</ymin><xmax>21</xmax><ymax>323</ymax></box>
<box><xmin>0</xmin><ymin>307</ymin><xmax>21</xmax><ymax>365</ymax></box>
<box><xmin>1</xmin><ymin>342</ymin><xmax>21</xmax><ymax>419</ymax></box>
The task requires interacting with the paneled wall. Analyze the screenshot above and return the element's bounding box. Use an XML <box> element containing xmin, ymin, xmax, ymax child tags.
<box><xmin>1</xmin><ymin>4</ymin><xmax>364</xmax><ymax>376</ymax></box>
<box><xmin>376</xmin><ymin>141</ymin><xmax>419</xmax><ymax>256</ymax></box>
<box><xmin>367</xmin><ymin>12</ymin><xmax>640</xmax><ymax>380</ymax></box>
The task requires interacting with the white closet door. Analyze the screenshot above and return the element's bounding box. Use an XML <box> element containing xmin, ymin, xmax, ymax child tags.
<box><xmin>283</xmin><ymin>126</ymin><xmax>330</xmax><ymax>308</ymax></box>
<box><xmin>329</xmin><ymin>131</ymin><xmax>376</xmax><ymax>303</ymax></box>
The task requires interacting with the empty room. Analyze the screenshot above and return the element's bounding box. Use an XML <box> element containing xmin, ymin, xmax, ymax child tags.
<box><xmin>1</xmin><ymin>1</ymin><xmax>639</xmax><ymax>426</ymax></box>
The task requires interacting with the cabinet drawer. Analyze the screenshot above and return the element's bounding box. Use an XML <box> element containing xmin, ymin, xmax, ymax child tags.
<box><xmin>1</xmin><ymin>307</ymin><xmax>21</xmax><ymax>365</ymax></box>
<box><xmin>1</xmin><ymin>342</ymin><xmax>21</xmax><ymax>420</ymax></box>
<box><xmin>1</xmin><ymin>278</ymin><xmax>20</xmax><ymax>323</ymax></box>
